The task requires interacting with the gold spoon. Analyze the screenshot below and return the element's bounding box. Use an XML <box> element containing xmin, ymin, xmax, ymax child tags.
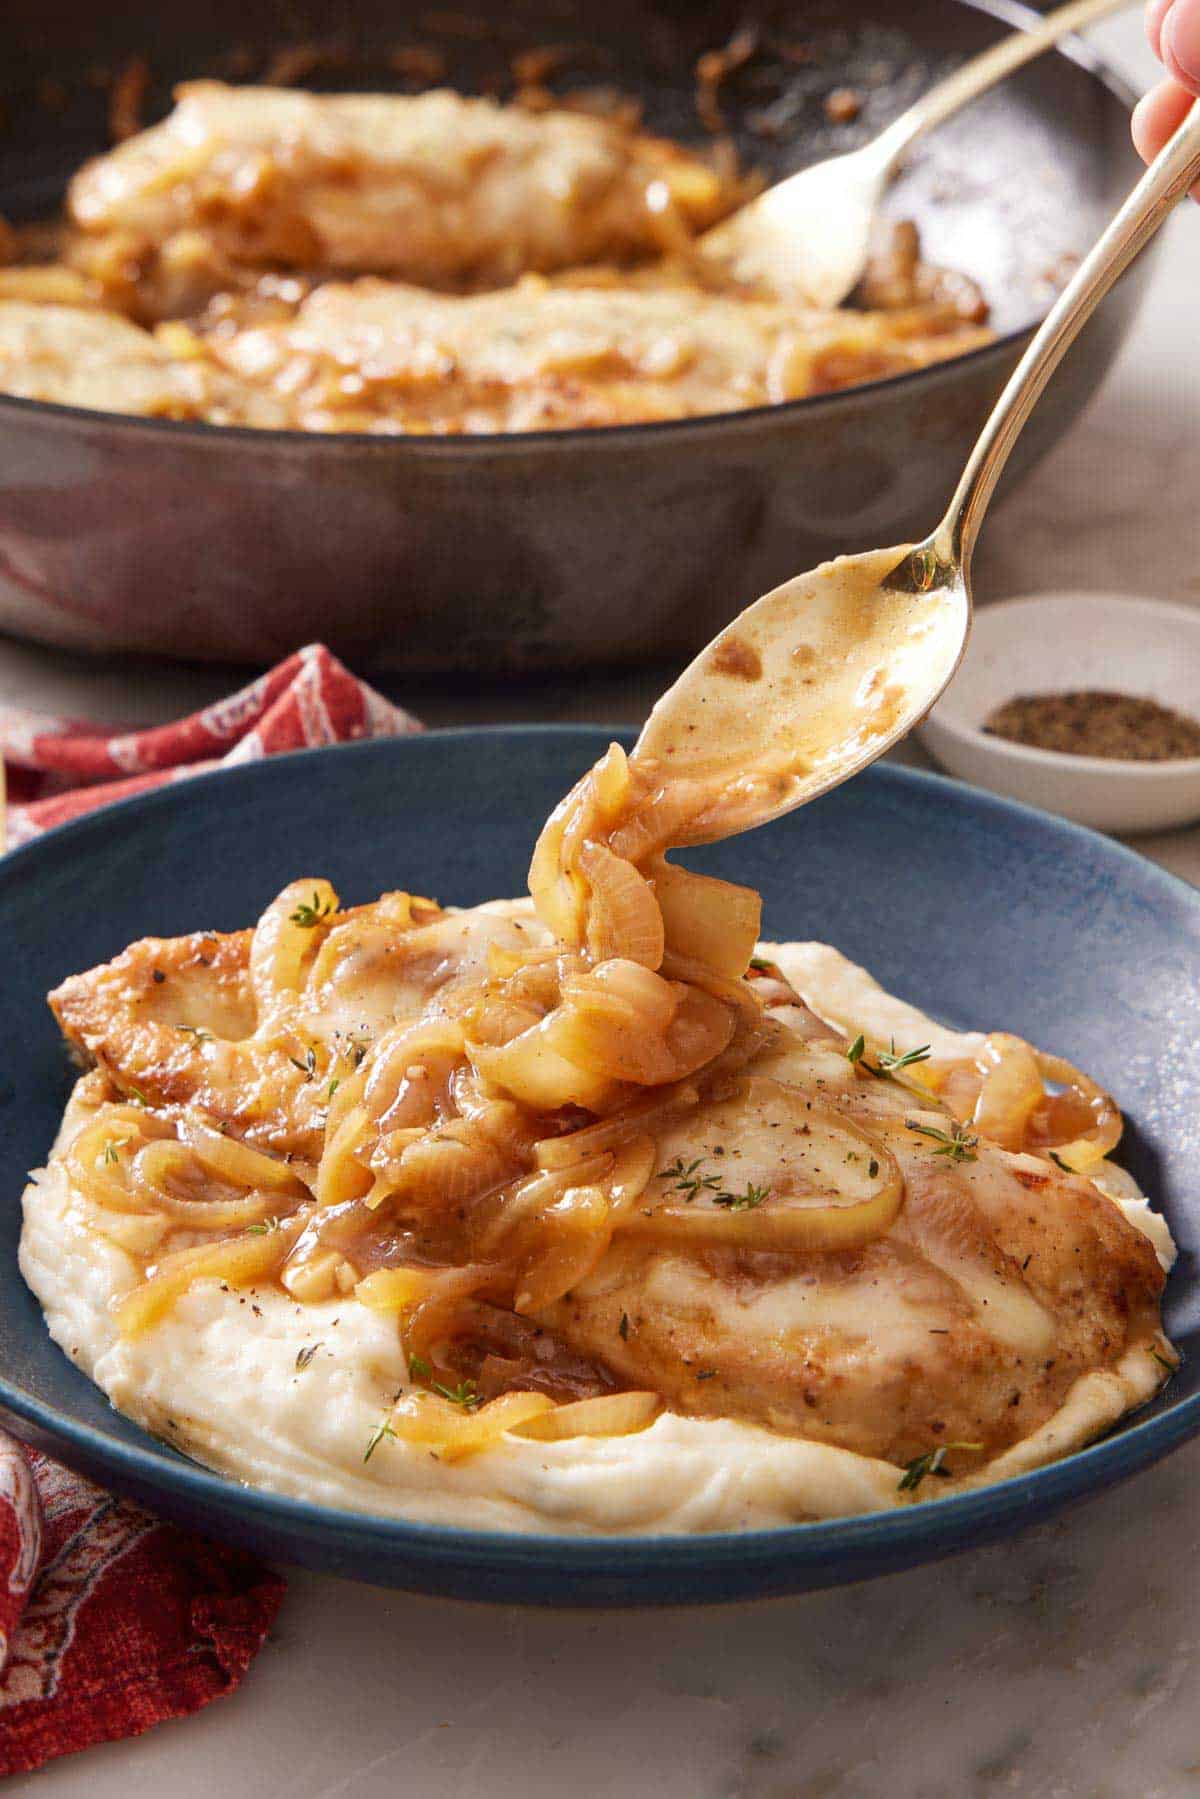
<box><xmin>633</xmin><ymin>102</ymin><xmax>1200</xmax><ymax>849</ymax></box>
<box><xmin>702</xmin><ymin>0</ymin><xmax>1130</xmax><ymax>309</ymax></box>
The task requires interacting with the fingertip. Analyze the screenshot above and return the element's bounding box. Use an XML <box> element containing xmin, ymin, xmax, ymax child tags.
<box><xmin>1131</xmin><ymin>88</ymin><xmax>1159</xmax><ymax>163</ymax></box>
<box><xmin>1132</xmin><ymin>76</ymin><xmax>1197</xmax><ymax>163</ymax></box>
<box><xmin>1146</xmin><ymin>0</ymin><xmax>1176</xmax><ymax>60</ymax></box>
<box><xmin>1163</xmin><ymin>0</ymin><xmax>1200</xmax><ymax>88</ymax></box>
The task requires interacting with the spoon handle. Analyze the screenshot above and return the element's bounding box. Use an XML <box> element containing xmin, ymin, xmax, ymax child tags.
<box><xmin>925</xmin><ymin>99</ymin><xmax>1200</xmax><ymax>576</ymax></box>
<box><xmin>872</xmin><ymin>0</ymin><xmax>1131</xmax><ymax>171</ymax></box>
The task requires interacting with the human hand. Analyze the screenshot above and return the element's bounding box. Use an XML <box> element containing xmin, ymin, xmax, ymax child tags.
<box><xmin>1132</xmin><ymin>0</ymin><xmax>1200</xmax><ymax>187</ymax></box>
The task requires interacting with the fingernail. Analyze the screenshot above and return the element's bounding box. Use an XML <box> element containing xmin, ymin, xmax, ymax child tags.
<box><xmin>1165</xmin><ymin>0</ymin><xmax>1200</xmax><ymax>82</ymax></box>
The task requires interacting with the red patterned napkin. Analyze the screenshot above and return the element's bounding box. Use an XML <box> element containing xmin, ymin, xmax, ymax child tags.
<box><xmin>0</xmin><ymin>646</ymin><xmax>424</xmax><ymax>1772</ymax></box>
<box><xmin>2</xmin><ymin>641</ymin><xmax>421</xmax><ymax>851</ymax></box>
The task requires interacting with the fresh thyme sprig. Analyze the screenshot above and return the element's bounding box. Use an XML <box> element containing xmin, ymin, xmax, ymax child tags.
<box><xmin>847</xmin><ymin>1035</ymin><xmax>932</xmax><ymax>1080</ymax></box>
<box><xmin>294</xmin><ymin>1343</ymin><xmax>322</xmax><ymax>1371</ymax></box>
<box><xmin>175</xmin><ymin>1024</ymin><xmax>212</xmax><ymax>1042</ymax></box>
<box><xmin>712</xmin><ymin>1181</ymin><xmax>771</xmax><ymax>1212</ymax></box>
<box><xmin>659</xmin><ymin>1156</ymin><xmax>724</xmax><ymax>1202</ymax></box>
<box><xmin>101</xmin><ymin>1135</ymin><xmax>131</xmax><ymax>1167</ymax></box>
<box><xmin>905</xmin><ymin>1119</ymin><xmax>979</xmax><ymax>1164</ymax></box>
<box><xmin>290</xmin><ymin>891</ymin><xmax>336</xmax><ymax>928</ymax></box>
<box><xmin>898</xmin><ymin>1440</ymin><xmax>983</xmax><ymax>1492</ymax></box>
<box><xmin>363</xmin><ymin>1416</ymin><xmax>397</xmax><ymax>1463</ymax></box>
<box><xmin>431</xmin><ymin>1379</ymin><xmax>479</xmax><ymax>1410</ymax></box>
<box><xmin>877</xmin><ymin>1039</ymin><xmax>932</xmax><ymax>1075</ymax></box>
<box><xmin>659</xmin><ymin>1156</ymin><xmax>771</xmax><ymax>1212</ymax></box>
<box><xmin>245</xmin><ymin>1216</ymin><xmax>281</xmax><ymax>1236</ymax></box>
<box><xmin>288</xmin><ymin>1046</ymin><xmax>318</xmax><ymax>1080</ymax></box>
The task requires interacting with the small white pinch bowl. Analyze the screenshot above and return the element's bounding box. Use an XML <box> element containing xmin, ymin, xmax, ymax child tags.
<box><xmin>917</xmin><ymin>592</ymin><xmax>1200</xmax><ymax>835</ymax></box>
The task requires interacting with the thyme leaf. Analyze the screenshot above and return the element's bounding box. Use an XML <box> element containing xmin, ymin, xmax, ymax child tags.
<box><xmin>294</xmin><ymin>1342</ymin><xmax>322</xmax><ymax>1371</ymax></box>
<box><xmin>905</xmin><ymin>1119</ymin><xmax>979</xmax><ymax>1163</ymax></box>
<box><xmin>876</xmin><ymin>1039</ymin><xmax>932</xmax><ymax>1074</ymax></box>
<box><xmin>363</xmin><ymin>1416</ymin><xmax>397</xmax><ymax>1462</ymax></box>
<box><xmin>290</xmin><ymin>891</ymin><xmax>335</xmax><ymax>928</ymax></box>
<box><xmin>431</xmin><ymin>1379</ymin><xmax>479</xmax><ymax>1410</ymax></box>
<box><xmin>712</xmin><ymin>1180</ymin><xmax>771</xmax><ymax>1211</ymax></box>
<box><xmin>898</xmin><ymin>1440</ymin><xmax>983</xmax><ymax>1492</ymax></box>
<box><xmin>659</xmin><ymin>1156</ymin><xmax>723</xmax><ymax>1202</ymax></box>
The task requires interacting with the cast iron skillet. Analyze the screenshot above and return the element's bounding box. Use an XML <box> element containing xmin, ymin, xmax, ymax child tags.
<box><xmin>0</xmin><ymin>0</ymin><xmax>1151</xmax><ymax>672</ymax></box>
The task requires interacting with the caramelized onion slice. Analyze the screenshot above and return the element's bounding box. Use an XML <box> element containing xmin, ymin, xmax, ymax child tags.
<box><xmin>970</xmin><ymin>1033</ymin><xmax>1044</xmax><ymax>1152</ymax></box>
<box><xmin>384</xmin><ymin>1389</ymin><xmax>555</xmax><ymax>1461</ymax></box>
<box><xmin>177</xmin><ymin>1118</ymin><xmax>307</xmax><ymax>1194</ymax></box>
<box><xmin>131</xmin><ymin>1142</ymin><xmax>288</xmax><ymax>1230</ymax></box>
<box><xmin>469</xmin><ymin>1016</ymin><xmax>624</xmax><ymax>1112</ymax></box>
<box><xmin>528</xmin><ymin>782</ymin><xmax>588</xmax><ymax>946</ymax></box>
<box><xmin>363</xmin><ymin>1018</ymin><xmax>467</xmax><ymax>1127</ymax></box>
<box><xmin>315</xmin><ymin>1103</ymin><xmax>373</xmax><ymax>1208</ymax></box>
<box><xmin>402</xmin><ymin>1263</ymin><xmax>514</xmax><ymax>1359</ymax></box>
<box><xmin>515</xmin><ymin>1184</ymin><xmax>611</xmax><ymax>1314</ymax></box>
<box><xmin>510</xmin><ymin>1390</ymin><xmax>663</xmax><ymax>1441</ymax></box>
<box><xmin>533</xmin><ymin>1084</ymin><xmax>699</xmax><ymax>1170</ymax></box>
<box><xmin>116</xmin><ymin>1213</ymin><xmax>307</xmax><ymax>1336</ymax></box>
<box><xmin>578</xmin><ymin>841</ymin><xmax>665</xmax><ymax>970</ymax></box>
<box><xmin>1033</xmin><ymin>1049</ymin><xmax>1123</xmax><ymax>1170</ymax></box>
<box><xmin>650</xmin><ymin>859</ymin><xmax>761</xmax><ymax>979</ymax></box>
<box><xmin>355</xmin><ymin>1266</ymin><xmax>442</xmax><ymax>1313</ymax></box>
<box><xmin>249</xmin><ymin>878</ymin><xmax>339</xmax><ymax>1014</ymax></box>
<box><xmin>619</xmin><ymin>1077</ymin><xmax>903</xmax><ymax>1252</ymax></box>
<box><xmin>67</xmin><ymin>1111</ymin><xmax>160</xmax><ymax>1215</ymax></box>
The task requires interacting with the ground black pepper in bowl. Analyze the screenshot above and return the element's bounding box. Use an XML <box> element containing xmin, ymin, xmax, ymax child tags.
<box><xmin>984</xmin><ymin>691</ymin><xmax>1200</xmax><ymax>761</ymax></box>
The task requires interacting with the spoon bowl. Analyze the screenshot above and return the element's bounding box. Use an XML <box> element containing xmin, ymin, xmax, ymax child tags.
<box><xmin>701</xmin><ymin>145</ymin><xmax>886</xmax><ymax>312</ymax></box>
<box><xmin>640</xmin><ymin>100</ymin><xmax>1200</xmax><ymax>841</ymax></box>
<box><xmin>635</xmin><ymin>548</ymin><xmax>968</xmax><ymax>844</ymax></box>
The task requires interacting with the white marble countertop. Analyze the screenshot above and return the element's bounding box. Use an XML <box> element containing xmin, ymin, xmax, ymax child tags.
<box><xmin>9</xmin><ymin>12</ymin><xmax>1200</xmax><ymax>1796</ymax></box>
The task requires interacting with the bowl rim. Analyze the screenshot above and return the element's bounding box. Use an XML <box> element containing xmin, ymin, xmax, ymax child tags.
<box><xmin>0</xmin><ymin>0</ymin><xmax>1143</xmax><ymax>456</ymax></box>
<box><xmin>1</xmin><ymin>728</ymin><xmax>1198</xmax><ymax>1586</ymax></box>
<box><xmin>921</xmin><ymin>592</ymin><xmax>1200</xmax><ymax>779</ymax></box>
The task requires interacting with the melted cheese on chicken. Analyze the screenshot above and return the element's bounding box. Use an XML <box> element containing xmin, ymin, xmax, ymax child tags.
<box><xmin>0</xmin><ymin>300</ymin><xmax>277</xmax><ymax>422</ymax></box>
<box><xmin>67</xmin><ymin>82</ymin><xmax>735</xmax><ymax>292</ymax></box>
<box><xmin>198</xmin><ymin>273</ymin><xmax>991</xmax><ymax>433</ymax></box>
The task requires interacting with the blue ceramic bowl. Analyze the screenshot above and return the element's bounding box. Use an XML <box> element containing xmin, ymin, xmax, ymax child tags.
<box><xmin>1</xmin><ymin>728</ymin><xmax>1197</xmax><ymax>1606</ymax></box>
